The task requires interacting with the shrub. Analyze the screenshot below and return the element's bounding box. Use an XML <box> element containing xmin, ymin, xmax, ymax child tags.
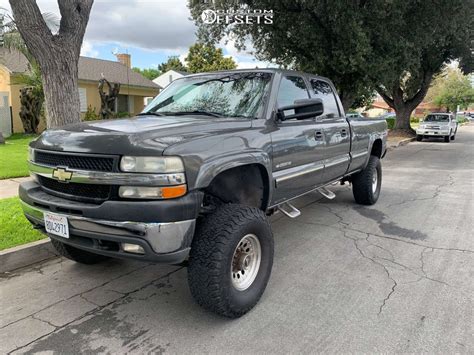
<box><xmin>114</xmin><ymin>111</ymin><xmax>131</xmax><ymax>118</ymax></box>
<box><xmin>410</xmin><ymin>117</ymin><xmax>420</xmax><ymax>123</ymax></box>
<box><xmin>385</xmin><ymin>117</ymin><xmax>395</xmax><ymax>129</ymax></box>
<box><xmin>83</xmin><ymin>106</ymin><xmax>99</xmax><ymax>121</ymax></box>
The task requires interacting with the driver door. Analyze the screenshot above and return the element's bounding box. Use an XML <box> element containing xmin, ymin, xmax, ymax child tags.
<box><xmin>270</xmin><ymin>75</ymin><xmax>326</xmax><ymax>205</ymax></box>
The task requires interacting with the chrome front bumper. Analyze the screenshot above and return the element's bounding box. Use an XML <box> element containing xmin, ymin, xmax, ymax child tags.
<box><xmin>21</xmin><ymin>201</ymin><xmax>196</xmax><ymax>263</ymax></box>
<box><xmin>416</xmin><ymin>129</ymin><xmax>449</xmax><ymax>136</ymax></box>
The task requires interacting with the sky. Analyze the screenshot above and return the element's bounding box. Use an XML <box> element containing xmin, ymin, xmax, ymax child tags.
<box><xmin>0</xmin><ymin>0</ymin><xmax>271</xmax><ymax>70</ymax></box>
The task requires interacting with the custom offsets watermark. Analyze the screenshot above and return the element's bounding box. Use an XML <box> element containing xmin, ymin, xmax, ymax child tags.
<box><xmin>201</xmin><ymin>8</ymin><xmax>274</xmax><ymax>25</ymax></box>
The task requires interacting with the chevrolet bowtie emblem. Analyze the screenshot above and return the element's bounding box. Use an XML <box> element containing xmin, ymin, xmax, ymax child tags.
<box><xmin>52</xmin><ymin>167</ymin><xmax>73</xmax><ymax>182</ymax></box>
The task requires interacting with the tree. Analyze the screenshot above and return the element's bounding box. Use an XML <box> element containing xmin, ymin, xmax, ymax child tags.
<box><xmin>185</xmin><ymin>43</ymin><xmax>236</xmax><ymax>73</ymax></box>
<box><xmin>9</xmin><ymin>0</ymin><xmax>93</xmax><ymax>128</ymax></box>
<box><xmin>98</xmin><ymin>78</ymin><xmax>120</xmax><ymax>119</ymax></box>
<box><xmin>372</xmin><ymin>1</ymin><xmax>472</xmax><ymax>130</ymax></box>
<box><xmin>12</xmin><ymin>62</ymin><xmax>44</xmax><ymax>133</ymax></box>
<box><xmin>431</xmin><ymin>69</ymin><xmax>474</xmax><ymax>112</ymax></box>
<box><xmin>188</xmin><ymin>1</ymin><xmax>378</xmax><ymax>110</ymax></box>
<box><xmin>158</xmin><ymin>56</ymin><xmax>187</xmax><ymax>73</ymax></box>
<box><xmin>1</xmin><ymin>8</ymin><xmax>59</xmax><ymax>133</ymax></box>
<box><xmin>132</xmin><ymin>67</ymin><xmax>160</xmax><ymax>80</ymax></box>
<box><xmin>189</xmin><ymin>1</ymin><xmax>472</xmax><ymax>126</ymax></box>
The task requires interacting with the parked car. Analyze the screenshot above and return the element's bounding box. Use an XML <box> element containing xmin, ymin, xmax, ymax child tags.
<box><xmin>346</xmin><ymin>112</ymin><xmax>365</xmax><ymax>119</ymax></box>
<box><xmin>416</xmin><ymin>113</ymin><xmax>457</xmax><ymax>142</ymax></box>
<box><xmin>379</xmin><ymin>112</ymin><xmax>396</xmax><ymax>120</ymax></box>
<box><xmin>20</xmin><ymin>69</ymin><xmax>387</xmax><ymax>318</ymax></box>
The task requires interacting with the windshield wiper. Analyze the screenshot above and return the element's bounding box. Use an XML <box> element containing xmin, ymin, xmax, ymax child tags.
<box><xmin>169</xmin><ymin>110</ymin><xmax>225</xmax><ymax>118</ymax></box>
<box><xmin>137</xmin><ymin>112</ymin><xmax>167</xmax><ymax>117</ymax></box>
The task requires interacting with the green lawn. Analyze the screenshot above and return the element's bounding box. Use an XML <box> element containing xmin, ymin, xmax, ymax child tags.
<box><xmin>0</xmin><ymin>134</ymin><xmax>37</xmax><ymax>179</ymax></box>
<box><xmin>0</xmin><ymin>197</ymin><xmax>45</xmax><ymax>250</ymax></box>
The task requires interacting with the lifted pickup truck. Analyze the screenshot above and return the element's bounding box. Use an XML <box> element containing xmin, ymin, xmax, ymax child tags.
<box><xmin>20</xmin><ymin>69</ymin><xmax>387</xmax><ymax>318</ymax></box>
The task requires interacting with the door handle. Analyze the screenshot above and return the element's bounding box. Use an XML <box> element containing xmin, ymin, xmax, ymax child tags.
<box><xmin>341</xmin><ymin>129</ymin><xmax>347</xmax><ymax>137</ymax></box>
<box><xmin>315</xmin><ymin>131</ymin><xmax>323</xmax><ymax>139</ymax></box>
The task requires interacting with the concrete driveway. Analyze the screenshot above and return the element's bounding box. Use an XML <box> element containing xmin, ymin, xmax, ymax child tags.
<box><xmin>1</xmin><ymin>125</ymin><xmax>473</xmax><ymax>354</ymax></box>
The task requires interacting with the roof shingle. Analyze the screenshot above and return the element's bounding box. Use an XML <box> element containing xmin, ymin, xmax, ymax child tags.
<box><xmin>0</xmin><ymin>48</ymin><xmax>158</xmax><ymax>89</ymax></box>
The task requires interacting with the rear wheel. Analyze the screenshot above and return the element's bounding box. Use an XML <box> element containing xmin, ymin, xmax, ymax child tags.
<box><xmin>416</xmin><ymin>135</ymin><xmax>423</xmax><ymax>141</ymax></box>
<box><xmin>188</xmin><ymin>204</ymin><xmax>274</xmax><ymax>318</ymax></box>
<box><xmin>352</xmin><ymin>155</ymin><xmax>382</xmax><ymax>205</ymax></box>
<box><xmin>51</xmin><ymin>238</ymin><xmax>109</xmax><ymax>264</ymax></box>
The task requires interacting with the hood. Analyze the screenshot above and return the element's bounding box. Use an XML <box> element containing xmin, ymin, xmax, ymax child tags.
<box><xmin>32</xmin><ymin>115</ymin><xmax>253</xmax><ymax>155</ymax></box>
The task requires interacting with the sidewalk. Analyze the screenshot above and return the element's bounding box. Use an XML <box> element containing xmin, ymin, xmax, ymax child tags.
<box><xmin>0</xmin><ymin>177</ymin><xmax>30</xmax><ymax>199</ymax></box>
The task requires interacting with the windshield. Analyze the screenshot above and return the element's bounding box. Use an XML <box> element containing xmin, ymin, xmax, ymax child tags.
<box><xmin>143</xmin><ymin>72</ymin><xmax>272</xmax><ymax>119</ymax></box>
<box><xmin>425</xmin><ymin>114</ymin><xmax>449</xmax><ymax>122</ymax></box>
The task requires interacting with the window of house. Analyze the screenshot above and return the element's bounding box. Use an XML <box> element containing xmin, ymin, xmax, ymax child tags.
<box><xmin>78</xmin><ymin>87</ymin><xmax>87</xmax><ymax>112</ymax></box>
<box><xmin>116</xmin><ymin>94</ymin><xmax>129</xmax><ymax>113</ymax></box>
<box><xmin>277</xmin><ymin>76</ymin><xmax>310</xmax><ymax>108</ymax></box>
<box><xmin>310</xmin><ymin>79</ymin><xmax>340</xmax><ymax>116</ymax></box>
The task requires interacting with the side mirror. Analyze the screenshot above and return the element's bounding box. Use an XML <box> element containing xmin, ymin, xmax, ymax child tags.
<box><xmin>277</xmin><ymin>98</ymin><xmax>324</xmax><ymax>121</ymax></box>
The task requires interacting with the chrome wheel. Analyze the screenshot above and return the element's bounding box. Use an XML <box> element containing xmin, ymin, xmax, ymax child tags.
<box><xmin>231</xmin><ymin>234</ymin><xmax>261</xmax><ymax>291</ymax></box>
<box><xmin>372</xmin><ymin>169</ymin><xmax>378</xmax><ymax>194</ymax></box>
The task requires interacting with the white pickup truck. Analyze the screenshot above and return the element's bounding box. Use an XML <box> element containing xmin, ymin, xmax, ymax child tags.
<box><xmin>416</xmin><ymin>113</ymin><xmax>458</xmax><ymax>143</ymax></box>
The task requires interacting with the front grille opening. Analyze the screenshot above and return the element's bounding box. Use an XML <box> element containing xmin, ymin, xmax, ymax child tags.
<box><xmin>38</xmin><ymin>176</ymin><xmax>112</xmax><ymax>204</ymax></box>
<box><xmin>35</xmin><ymin>151</ymin><xmax>117</xmax><ymax>172</ymax></box>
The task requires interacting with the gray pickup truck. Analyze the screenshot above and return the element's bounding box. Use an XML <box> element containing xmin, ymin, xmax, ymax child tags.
<box><xmin>20</xmin><ymin>69</ymin><xmax>387</xmax><ymax>317</ymax></box>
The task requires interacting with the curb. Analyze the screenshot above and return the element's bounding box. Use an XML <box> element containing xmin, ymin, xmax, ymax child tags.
<box><xmin>387</xmin><ymin>137</ymin><xmax>416</xmax><ymax>151</ymax></box>
<box><xmin>0</xmin><ymin>239</ymin><xmax>58</xmax><ymax>273</ymax></box>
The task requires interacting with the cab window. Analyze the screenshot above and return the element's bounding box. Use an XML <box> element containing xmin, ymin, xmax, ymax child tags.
<box><xmin>277</xmin><ymin>76</ymin><xmax>310</xmax><ymax>108</ymax></box>
<box><xmin>310</xmin><ymin>79</ymin><xmax>340</xmax><ymax>117</ymax></box>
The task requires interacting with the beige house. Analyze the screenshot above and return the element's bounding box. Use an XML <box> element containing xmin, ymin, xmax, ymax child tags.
<box><xmin>0</xmin><ymin>49</ymin><xmax>159</xmax><ymax>136</ymax></box>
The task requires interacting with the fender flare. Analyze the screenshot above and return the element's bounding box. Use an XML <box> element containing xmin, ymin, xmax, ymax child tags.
<box><xmin>194</xmin><ymin>150</ymin><xmax>273</xmax><ymax>199</ymax></box>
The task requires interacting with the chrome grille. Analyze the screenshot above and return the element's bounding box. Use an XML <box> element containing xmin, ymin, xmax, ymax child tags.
<box><xmin>35</xmin><ymin>151</ymin><xmax>117</xmax><ymax>172</ymax></box>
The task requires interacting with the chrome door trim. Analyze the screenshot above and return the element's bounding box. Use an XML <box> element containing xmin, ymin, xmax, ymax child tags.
<box><xmin>274</xmin><ymin>161</ymin><xmax>324</xmax><ymax>186</ymax></box>
<box><xmin>351</xmin><ymin>150</ymin><xmax>368</xmax><ymax>159</ymax></box>
<box><xmin>29</xmin><ymin>161</ymin><xmax>186</xmax><ymax>186</ymax></box>
<box><xmin>324</xmin><ymin>155</ymin><xmax>350</xmax><ymax>168</ymax></box>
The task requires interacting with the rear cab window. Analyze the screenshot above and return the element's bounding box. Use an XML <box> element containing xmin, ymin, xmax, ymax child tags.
<box><xmin>309</xmin><ymin>79</ymin><xmax>341</xmax><ymax>117</ymax></box>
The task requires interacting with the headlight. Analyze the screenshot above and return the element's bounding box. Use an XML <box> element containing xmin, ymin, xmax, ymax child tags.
<box><xmin>28</xmin><ymin>147</ymin><xmax>35</xmax><ymax>162</ymax></box>
<box><xmin>118</xmin><ymin>185</ymin><xmax>187</xmax><ymax>199</ymax></box>
<box><xmin>120</xmin><ymin>156</ymin><xmax>184</xmax><ymax>173</ymax></box>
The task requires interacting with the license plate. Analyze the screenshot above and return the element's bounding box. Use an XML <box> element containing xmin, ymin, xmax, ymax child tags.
<box><xmin>44</xmin><ymin>212</ymin><xmax>70</xmax><ymax>239</ymax></box>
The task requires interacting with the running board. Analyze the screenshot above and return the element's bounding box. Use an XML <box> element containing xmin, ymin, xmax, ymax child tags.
<box><xmin>277</xmin><ymin>202</ymin><xmax>301</xmax><ymax>218</ymax></box>
<box><xmin>317</xmin><ymin>186</ymin><xmax>336</xmax><ymax>200</ymax></box>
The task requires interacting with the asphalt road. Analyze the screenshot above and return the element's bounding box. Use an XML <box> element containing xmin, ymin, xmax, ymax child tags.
<box><xmin>1</xmin><ymin>125</ymin><xmax>473</xmax><ymax>354</ymax></box>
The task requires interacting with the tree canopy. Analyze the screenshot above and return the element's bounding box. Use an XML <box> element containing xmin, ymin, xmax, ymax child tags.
<box><xmin>189</xmin><ymin>0</ymin><xmax>473</xmax><ymax>129</ymax></box>
<box><xmin>158</xmin><ymin>56</ymin><xmax>187</xmax><ymax>73</ymax></box>
<box><xmin>185</xmin><ymin>43</ymin><xmax>236</xmax><ymax>73</ymax></box>
<box><xmin>132</xmin><ymin>67</ymin><xmax>160</xmax><ymax>80</ymax></box>
<box><xmin>429</xmin><ymin>69</ymin><xmax>474</xmax><ymax>112</ymax></box>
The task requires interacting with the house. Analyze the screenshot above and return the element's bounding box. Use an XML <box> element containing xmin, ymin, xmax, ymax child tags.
<box><xmin>153</xmin><ymin>69</ymin><xmax>188</xmax><ymax>90</ymax></box>
<box><xmin>0</xmin><ymin>49</ymin><xmax>159</xmax><ymax>136</ymax></box>
<box><xmin>364</xmin><ymin>95</ymin><xmax>443</xmax><ymax>118</ymax></box>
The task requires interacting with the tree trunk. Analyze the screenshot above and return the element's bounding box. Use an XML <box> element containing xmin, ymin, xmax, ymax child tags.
<box><xmin>9</xmin><ymin>0</ymin><xmax>93</xmax><ymax>129</ymax></box>
<box><xmin>377</xmin><ymin>71</ymin><xmax>433</xmax><ymax>132</ymax></box>
<box><xmin>393</xmin><ymin>107</ymin><xmax>413</xmax><ymax>130</ymax></box>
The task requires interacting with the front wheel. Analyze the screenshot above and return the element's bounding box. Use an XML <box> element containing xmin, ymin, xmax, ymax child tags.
<box><xmin>416</xmin><ymin>135</ymin><xmax>423</xmax><ymax>141</ymax></box>
<box><xmin>188</xmin><ymin>204</ymin><xmax>274</xmax><ymax>318</ymax></box>
<box><xmin>352</xmin><ymin>155</ymin><xmax>382</xmax><ymax>205</ymax></box>
<box><xmin>444</xmin><ymin>135</ymin><xmax>450</xmax><ymax>143</ymax></box>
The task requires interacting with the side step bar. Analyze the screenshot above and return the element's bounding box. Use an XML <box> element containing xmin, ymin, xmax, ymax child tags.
<box><xmin>317</xmin><ymin>186</ymin><xmax>336</xmax><ymax>200</ymax></box>
<box><xmin>277</xmin><ymin>202</ymin><xmax>301</xmax><ymax>218</ymax></box>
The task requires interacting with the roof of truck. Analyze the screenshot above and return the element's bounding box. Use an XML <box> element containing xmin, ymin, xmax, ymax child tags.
<box><xmin>183</xmin><ymin>68</ymin><xmax>332</xmax><ymax>82</ymax></box>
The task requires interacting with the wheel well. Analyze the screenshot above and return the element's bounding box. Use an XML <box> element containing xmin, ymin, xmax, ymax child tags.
<box><xmin>371</xmin><ymin>139</ymin><xmax>383</xmax><ymax>158</ymax></box>
<box><xmin>204</xmin><ymin>164</ymin><xmax>269</xmax><ymax>211</ymax></box>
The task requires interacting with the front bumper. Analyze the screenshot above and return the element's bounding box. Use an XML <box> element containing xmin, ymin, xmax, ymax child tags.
<box><xmin>19</xmin><ymin>181</ymin><xmax>202</xmax><ymax>264</ymax></box>
<box><xmin>416</xmin><ymin>129</ymin><xmax>449</xmax><ymax>136</ymax></box>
